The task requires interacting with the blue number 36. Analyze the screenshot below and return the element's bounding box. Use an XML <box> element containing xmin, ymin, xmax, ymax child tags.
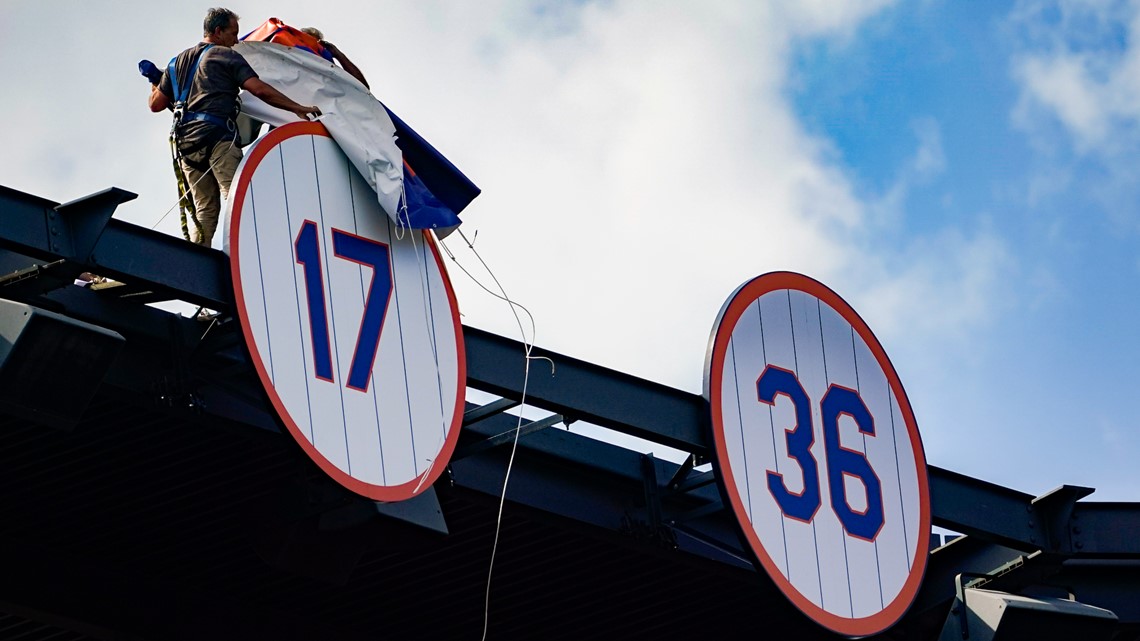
<box><xmin>757</xmin><ymin>366</ymin><xmax>885</xmax><ymax>541</ymax></box>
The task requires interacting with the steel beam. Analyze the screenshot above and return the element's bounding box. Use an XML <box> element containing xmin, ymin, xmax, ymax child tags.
<box><xmin>929</xmin><ymin>466</ymin><xmax>1042</xmax><ymax>551</ymax></box>
<box><xmin>1070</xmin><ymin>502</ymin><xmax>1140</xmax><ymax>557</ymax></box>
<box><xmin>451</xmin><ymin>413</ymin><xmax>564</xmax><ymax>461</ymax></box>
<box><xmin>5</xmin><ymin>182</ymin><xmax>1140</xmax><ymax>569</ymax></box>
<box><xmin>463</xmin><ymin>325</ymin><xmax>710</xmax><ymax>456</ymax></box>
<box><xmin>0</xmin><ymin>185</ymin><xmax>231</xmax><ymax>309</ymax></box>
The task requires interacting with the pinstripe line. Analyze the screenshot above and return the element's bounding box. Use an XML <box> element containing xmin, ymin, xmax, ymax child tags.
<box><xmin>421</xmin><ymin>236</ymin><xmax>447</xmax><ymax>453</ymax></box>
<box><xmin>391</xmin><ymin>229</ymin><xmax>418</xmax><ymax>475</ymax></box>
<box><xmin>281</xmin><ymin>147</ymin><xmax>316</xmax><ymax>443</ymax></box>
<box><xmin>818</xmin><ymin>300</ymin><xmax>854</xmax><ymax>618</ymax></box>
<box><xmin>890</xmin><ymin>392</ymin><xmax>911</xmax><ymax>568</ymax></box>
<box><xmin>787</xmin><ymin>290</ymin><xmax>825</xmax><ymax>609</ymax></box>
<box><xmin>313</xmin><ymin>138</ymin><xmax>352</xmax><ymax>474</ymax></box>
<box><xmin>850</xmin><ymin>325</ymin><xmax>885</xmax><ymax>610</ymax></box>
<box><xmin>729</xmin><ymin>338</ymin><xmax>752</xmax><ymax>523</ymax></box>
<box><xmin>757</xmin><ymin>299</ymin><xmax>790</xmax><ymax>576</ymax></box>
<box><xmin>349</xmin><ymin>164</ymin><xmax>386</xmax><ymax>485</ymax></box>
<box><xmin>250</xmin><ymin>183</ymin><xmax>275</xmax><ymax>384</ymax></box>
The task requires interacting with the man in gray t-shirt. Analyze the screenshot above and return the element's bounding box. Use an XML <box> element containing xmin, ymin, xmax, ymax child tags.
<box><xmin>150</xmin><ymin>8</ymin><xmax>320</xmax><ymax>247</ymax></box>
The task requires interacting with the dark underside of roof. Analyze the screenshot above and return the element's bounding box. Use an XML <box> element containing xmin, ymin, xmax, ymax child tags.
<box><xmin>1</xmin><ymin>184</ymin><xmax>1138</xmax><ymax>641</ymax></box>
<box><xmin>2</xmin><ymin>390</ymin><xmax>839</xmax><ymax>641</ymax></box>
<box><xmin>6</xmin><ymin>393</ymin><xmax>1135</xmax><ymax>641</ymax></box>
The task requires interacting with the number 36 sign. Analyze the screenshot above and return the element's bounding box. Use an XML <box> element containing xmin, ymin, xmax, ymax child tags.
<box><xmin>704</xmin><ymin>272</ymin><xmax>930</xmax><ymax>637</ymax></box>
<box><xmin>226</xmin><ymin>122</ymin><xmax>465</xmax><ymax>503</ymax></box>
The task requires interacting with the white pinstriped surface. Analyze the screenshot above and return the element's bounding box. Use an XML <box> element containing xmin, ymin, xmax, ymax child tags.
<box><xmin>712</xmin><ymin>284</ymin><xmax>926</xmax><ymax>629</ymax></box>
<box><xmin>230</xmin><ymin>129</ymin><xmax>462</xmax><ymax>497</ymax></box>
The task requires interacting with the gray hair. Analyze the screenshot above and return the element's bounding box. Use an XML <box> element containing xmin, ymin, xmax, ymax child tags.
<box><xmin>203</xmin><ymin>8</ymin><xmax>239</xmax><ymax>36</ymax></box>
<box><xmin>301</xmin><ymin>27</ymin><xmax>324</xmax><ymax>41</ymax></box>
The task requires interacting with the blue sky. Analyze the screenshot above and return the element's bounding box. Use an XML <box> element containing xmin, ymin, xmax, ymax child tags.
<box><xmin>781</xmin><ymin>0</ymin><xmax>1140</xmax><ymax>498</ymax></box>
<box><xmin>0</xmin><ymin>0</ymin><xmax>1136</xmax><ymax>501</ymax></box>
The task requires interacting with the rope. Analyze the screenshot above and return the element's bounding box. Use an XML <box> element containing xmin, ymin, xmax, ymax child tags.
<box><xmin>439</xmin><ymin>229</ymin><xmax>554</xmax><ymax>641</ymax></box>
<box><xmin>151</xmin><ymin>135</ymin><xmax>238</xmax><ymax>240</ymax></box>
<box><xmin>170</xmin><ymin>136</ymin><xmax>203</xmax><ymax>241</ymax></box>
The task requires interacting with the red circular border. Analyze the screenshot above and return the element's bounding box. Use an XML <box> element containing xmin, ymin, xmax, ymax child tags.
<box><xmin>705</xmin><ymin>271</ymin><xmax>930</xmax><ymax>637</ymax></box>
<box><xmin>228</xmin><ymin>121</ymin><xmax>467</xmax><ymax>502</ymax></box>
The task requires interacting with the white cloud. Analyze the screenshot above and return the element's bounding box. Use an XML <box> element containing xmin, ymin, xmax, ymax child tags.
<box><xmin>851</xmin><ymin>225</ymin><xmax>1013</xmax><ymax>344</ymax></box>
<box><xmin>0</xmin><ymin>0</ymin><xmax>1013</xmax><ymax>396</ymax></box>
<box><xmin>1011</xmin><ymin>0</ymin><xmax>1140</xmax><ymax>153</ymax></box>
<box><xmin>1009</xmin><ymin>0</ymin><xmax>1140</xmax><ymax>233</ymax></box>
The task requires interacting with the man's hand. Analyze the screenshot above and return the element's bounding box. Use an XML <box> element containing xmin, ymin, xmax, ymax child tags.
<box><xmin>295</xmin><ymin>105</ymin><xmax>322</xmax><ymax>121</ymax></box>
<box><xmin>244</xmin><ymin>77</ymin><xmax>323</xmax><ymax>121</ymax></box>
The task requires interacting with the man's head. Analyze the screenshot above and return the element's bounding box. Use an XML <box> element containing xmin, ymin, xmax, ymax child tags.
<box><xmin>300</xmin><ymin>27</ymin><xmax>324</xmax><ymax>41</ymax></box>
<box><xmin>203</xmin><ymin>8</ymin><xmax>240</xmax><ymax>46</ymax></box>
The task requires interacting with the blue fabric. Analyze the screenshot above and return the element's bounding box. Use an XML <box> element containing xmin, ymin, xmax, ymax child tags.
<box><xmin>402</xmin><ymin>164</ymin><xmax>461</xmax><ymax>230</ymax></box>
<box><xmin>139</xmin><ymin>60</ymin><xmax>163</xmax><ymax>85</ymax></box>
<box><xmin>383</xmin><ymin>107</ymin><xmax>480</xmax><ymax>229</ymax></box>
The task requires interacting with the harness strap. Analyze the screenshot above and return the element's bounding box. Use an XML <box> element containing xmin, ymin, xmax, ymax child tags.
<box><xmin>168</xmin><ymin>137</ymin><xmax>203</xmax><ymax>242</ymax></box>
<box><xmin>182</xmin><ymin>111</ymin><xmax>234</xmax><ymax>130</ymax></box>
<box><xmin>168</xmin><ymin>43</ymin><xmax>214</xmax><ymax>105</ymax></box>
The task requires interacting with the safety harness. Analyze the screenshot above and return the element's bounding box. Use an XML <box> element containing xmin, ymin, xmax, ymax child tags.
<box><xmin>166</xmin><ymin>43</ymin><xmax>238</xmax><ymax>242</ymax></box>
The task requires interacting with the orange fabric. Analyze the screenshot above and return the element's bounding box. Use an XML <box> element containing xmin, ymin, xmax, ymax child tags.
<box><xmin>242</xmin><ymin>17</ymin><xmax>332</xmax><ymax>60</ymax></box>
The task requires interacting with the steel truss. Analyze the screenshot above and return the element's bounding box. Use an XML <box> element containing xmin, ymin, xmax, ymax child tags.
<box><xmin>1</xmin><ymin>184</ymin><xmax>1138</xmax><ymax>640</ymax></box>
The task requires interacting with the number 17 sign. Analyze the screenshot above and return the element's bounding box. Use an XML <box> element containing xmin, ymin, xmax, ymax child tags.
<box><xmin>226</xmin><ymin>121</ymin><xmax>465</xmax><ymax>502</ymax></box>
<box><xmin>705</xmin><ymin>272</ymin><xmax>930</xmax><ymax>637</ymax></box>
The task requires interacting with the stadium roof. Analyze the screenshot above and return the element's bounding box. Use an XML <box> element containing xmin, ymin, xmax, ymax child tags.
<box><xmin>1</xmin><ymin>184</ymin><xmax>1137</xmax><ymax>640</ymax></box>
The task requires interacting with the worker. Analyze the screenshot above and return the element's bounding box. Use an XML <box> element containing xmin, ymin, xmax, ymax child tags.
<box><xmin>149</xmin><ymin>8</ymin><xmax>322</xmax><ymax>247</ymax></box>
<box><xmin>301</xmin><ymin>27</ymin><xmax>370</xmax><ymax>89</ymax></box>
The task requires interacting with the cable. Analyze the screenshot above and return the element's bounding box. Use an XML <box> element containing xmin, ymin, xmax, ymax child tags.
<box><xmin>151</xmin><ymin>135</ymin><xmax>238</xmax><ymax>236</ymax></box>
<box><xmin>439</xmin><ymin>228</ymin><xmax>553</xmax><ymax>641</ymax></box>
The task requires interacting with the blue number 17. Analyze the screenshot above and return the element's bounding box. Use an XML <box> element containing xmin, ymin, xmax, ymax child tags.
<box><xmin>294</xmin><ymin>220</ymin><xmax>394</xmax><ymax>393</ymax></box>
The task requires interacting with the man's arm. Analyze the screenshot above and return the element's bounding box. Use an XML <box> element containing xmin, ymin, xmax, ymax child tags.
<box><xmin>323</xmin><ymin>42</ymin><xmax>369</xmax><ymax>89</ymax></box>
<box><xmin>149</xmin><ymin>85</ymin><xmax>172</xmax><ymax>112</ymax></box>
<box><xmin>242</xmin><ymin>77</ymin><xmax>322</xmax><ymax>121</ymax></box>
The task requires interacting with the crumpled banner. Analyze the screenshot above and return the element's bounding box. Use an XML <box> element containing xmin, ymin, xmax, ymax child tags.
<box><xmin>233</xmin><ymin>41</ymin><xmax>404</xmax><ymax>223</ymax></box>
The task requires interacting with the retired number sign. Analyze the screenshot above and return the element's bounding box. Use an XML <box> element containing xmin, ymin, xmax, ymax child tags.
<box><xmin>227</xmin><ymin>121</ymin><xmax>465</xmax><ymax>502</ymax></box>
<box><xmin>705</xmin><ymin>272</ymin><xmax>930</xmax><ymax>637</ymax></box>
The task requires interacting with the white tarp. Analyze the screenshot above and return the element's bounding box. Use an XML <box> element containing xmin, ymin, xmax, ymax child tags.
<box><xmin>232</xmin><ymin>41</ymin><xmax>404</xmax><ymax>222</ymax></box>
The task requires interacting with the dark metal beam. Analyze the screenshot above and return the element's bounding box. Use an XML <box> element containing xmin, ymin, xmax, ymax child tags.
<box><xmin>462</xmin><ymin>397</ymin><xmax>521</xmax><ymax>426</ymax></box>
<box><xmin>463</xmin><ymin>325</ymin><xmax>710</xmax><ymax>457</ymax></box>
<box><xmin>1070</xmin><ymin>502</ymin><xmax>1140</xmax><ymax>557</ymax></box>
<box><xmin>451</xmin><ymin>412</ymin><xmax>564</xmax><ymax>461</ymax></box>
<box><xmin>4</xmin><ymin>182</ymin><xmax>1140</xmax><ymax>570</ymax></box>
<box><xmin>0</xmin><ymin>185</ymin><xmax>231</xmax><ymax>310</ymax></box>
<box><xmin>88</xmin><ymin>221</ymin><xmax>232</xmax><ymax>309</ymax></box>
<box><xmin>912</xmin><ymin>536</ymin><xmax>1026</xmax><ymax>616</ymax></box>
<box><xmin>1056</xmin><ymin>559</ymin><xmax>1140</xmax><ymax>624</ymax></box>
<box><xmin>929</xmin><ymin>466</ymin><xmax>1042</xmax><ymax>552</ymax></box>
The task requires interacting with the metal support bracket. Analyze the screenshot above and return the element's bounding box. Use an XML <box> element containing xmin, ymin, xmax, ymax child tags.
<box><xmin>665</xmin><ymin>453</ymin><xmax>695</xmax><ymax>491</ymax></box>
<box><xmin>671</xmin><ymin>469</ymin><xmax>716</xmax><ymax>494</ymax></box>
<box><xmin>462</xmin><ymin>397</ymin><xmax>522</xmax><ymax>426</ymax></box>
<box><xmin>669</xmin><ymin>499</ymin><xmax>725</xmax><ymax>524</ymax></box>
<box><xmin>1031</xmin><ymin>485</ymin><xmax>1095</xmax><ymax>554</ymax></box>
<box><xmin>54</xmin><ymin>187</ymin><xmax>137</xmax><ymax>261</ymax></box>
<box><xmin>452</xmin><ymin>413</ymin><xmax>563</xmax><ymax>461</ymax></box>
<box><xmin>374</xmin><ymin>486</ymin><xmax>449</xmax><ymax>535</ymax></box>
<box><xmin>641</xmin><ymin>453</ymin><xmax>663</xmax><ymax>533</ymax></box>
